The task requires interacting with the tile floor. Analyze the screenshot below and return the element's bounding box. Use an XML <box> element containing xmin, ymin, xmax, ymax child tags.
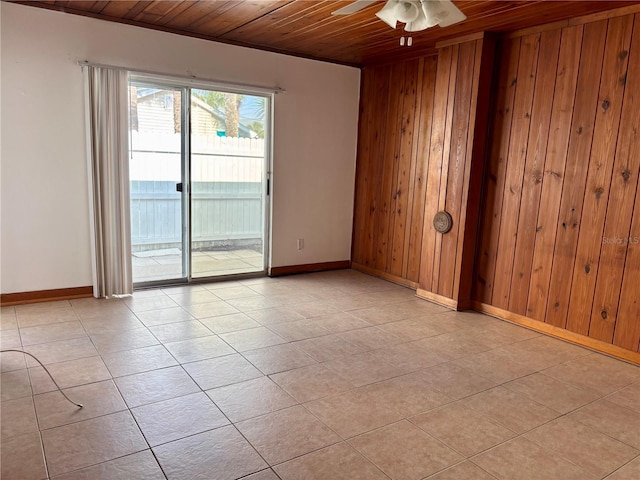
<box><xmin>1</xmin><ymin>269</ymin><xmax>639</xmax><ymax>480</ymax></box>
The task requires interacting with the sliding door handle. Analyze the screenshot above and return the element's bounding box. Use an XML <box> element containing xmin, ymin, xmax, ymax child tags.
<box><xmin>176</xmin><ymin>182</ymin><xmax>183</xmax><ymax>192</ymax></box>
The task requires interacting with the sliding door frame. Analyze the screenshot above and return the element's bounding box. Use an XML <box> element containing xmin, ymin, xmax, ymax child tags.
<box><xmin>130</xmin><ymin>73</ymin><xmax>273</xmax><ymax>288</ymax></box>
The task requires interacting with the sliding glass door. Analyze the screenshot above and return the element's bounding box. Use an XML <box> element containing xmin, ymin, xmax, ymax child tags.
<box><xmin>128</xmin><ymin>78</ymin><xmax>270</xmax><ymax>285</ymax></box>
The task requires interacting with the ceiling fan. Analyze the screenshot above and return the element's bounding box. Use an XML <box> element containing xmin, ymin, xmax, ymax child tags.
<box><xmin>332</xmin><ymin>0</ymin><xmax>466</xmax><ymax>32</ymax></box>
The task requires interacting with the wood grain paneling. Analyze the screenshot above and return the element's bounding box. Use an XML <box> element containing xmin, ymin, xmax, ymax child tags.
<box><xmin>16</xmin><ymin>1</ymin><xmax>640</xmax><ymax>66</ymax></box>
<box><xmin>544</xmin><ymin>20</ymin><xmax>607</xmax><ymax>328</ymax></box>
<box><xmin>474</xmin><ymin>12</ymin><xmax>640</xmax><ymax>353</ymax></box>
<box><xmin>565</xmin><ymin>15</ymin><xmax>633</xmax><ymax>336</ymax></box>
<box><xmin>526</xmin><ymin>25</ymin><xmax>582</xmax><ymax>321</ymax></box>
<box><xmin>353</xmin><ymin>33</ymin><xmax>495</xmax><ymax>306</ymax></box>
<box><xmin>352</xmin><ymin>57</ymin><xmax>437</xmax><ymax>284</ymax></box>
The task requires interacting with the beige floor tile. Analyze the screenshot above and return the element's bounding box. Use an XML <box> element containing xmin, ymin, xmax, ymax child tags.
<box><xmin>338</xmin><ymin>326</ymin><xmax>403</xmax><ymax>351</ymax></box>
<box><xmin>417</xmin><ymin>363</ymin><xmax>497</xmax><ymax>400</ymax></box>
<box><xmin>476</xmin><ymin>321</ymin><xmax>541</xmax><ymax>344</ymax></box>
<box><xmin>311</xmin><ymin>312</ymin><xmax>372</xmax><ymax>333</ymax></box>
<box><xmin>17</xmin><ymin>308</ymin><xmax>79</xmax><ymax>329</ymax></box>
<box><xmin>135</xmin><ymin>307</ymin><xmax>195</xmax><ymax>327</ymax></box>
<box><xmin>366</xmin><ymin>342</ymin><xmax>447</xmax><ymax>372</ymax></box>
<box><xmin>323</xmin><ymin>351</ymin><xmax>405</xmax><ymax>387</ymax></box>
<box><xmin>242</xmin><ymin>343</ymin><xmax>317</xmax><ymax>375</ymax></box>
<box><xmin>147</xmin><ymin>320</ymin><xmax>213</xmax><ymax>343</ymax></box>
<box><xmin>28</xmin><ymin>356</ymin><xmax>112</xmax><ymax>394</ymax></box>
<box><xmin>1</xmin><ymin>328</ymin><xmax>22</xmax><ymax>348</ymax></box>
<box><xmin>349</xmin><ymin>304</ymin><xmax>415</xmax><ymax>325</ymax></box>
<box><xmin>425</xmin><ymin>461</ymin><xmax>496</xmax><ymax>480</ymax></box>
<box><xmin>34</xmin><ymin>380</ymin><xmax>127</xmax><ymax>430</ymax></box>
<box><xmin>606</xmin><ymin>456</ymin><xmax>640</xmax><ymax>480</ymax></box>
<box><xmin>0</xmin><ymin>432</ymin><xmax>48</xmax><ymax>480</ymax></box>
<box><xmin>123</xmin><ymin>295</ymin><xmax>179</xmax><ymax>313</ymax></box>
<box><xmin>167</xmin><ymin>290</ymin><xmax>222</xmax><ymax>306</ymax></box>
<box><xmin>1</xmin><ymin>396</ymin><xmax>38</xmax><ymax>440</ymax></box>
<box><xmin>326</xmin><ymin>295</ymin><xmax>383</xmax><ymax>311</ymax></box>
<box><xmin>219</xmin><ymin>326</ymin><xmax>287</xmax><ymax>351</ymax></box>
<box><xmin>391</xmin><ymin>300</ymin><xmax>452</xmax><ymax>318</ymax></box>
<box><xmin>377</xmin><ymin>317</ymin><xmax>448</xmax><ymax>342</ymax></box>
<box><xmin>153</xmin><ymin>425</ymin><xmax>267</xmax><ymax>480</ymax></box>
<box><xmin>350</xmin><ymin>420</ymin><xmax>462</xmax><ymax>480</ymax></box>
<box><xmin>161</xmin><ymin>285</ymin><xmax>208</xmax><ymax>295</ymax></box>
<box><xmin>183</xmin><ymin>301</ymin><xmax>240</xmax><ymax>318</ymax></box>
<box><xmin>22</xmin><ymin>336</ymin><xmax>99</xmax><ymax>367</ymax></box>
<box><xmin>236</xmin><ymin>405</ymin><xmax>340</xmax><ymax>464</ymax></box>
<box><xmin>73</xmin><ymin>301</ymin><xmax>132</xmax><ymax>320</ymax></box>
<box><xmin>79</xmin><ymin>313</ymin><xmax>144</xmax><ymax>335</ymax></box>
<box><xmin>524</xmin><ymin>416</ymin><xmax>639</xmax><ymax>477</ymax></box>
<box><xmin>569</xmin><ymin>399</ymin><xmax>640</xmax><ymax>449</ymax></box>
<box><xmin>271</xmin><ymin>292</ymin><xmax>324</xmax><ymax>306</ymax></box>
<box><xmin>226</xmin><ymin>296</ymin><xmax>282</xmax><ymax>312</ymax></box>
<box><xmin>606</xmin><ymin>381</ymin><xmax>640</xmax><ymax>414</ymax></box>
<box><xmin>1</xmin><ymin>350</ymin><xmax>27</xmax><ymax>372</ymax></box>
<box><xmin>287</xmin><ymin>301</ymin><xmax>341</xmax><ymax>318</ymax></box>
<box><xmin>305</xmin><ymin>387</ymin><xmax>405</xmax><ymax>438</ymax></box>
<box><xmin>270</xmin><ymin>363</ymin><xmax>355</xmax><ymax>403</ymax></box>
<box><xmin>89</xmin><ymin>328</ymin><xmax>159</xmax><ymax>354</ymax></box>
<box><xmin>50</xmin><ymin>450</ymin><xmax>164</xmax><ymax>480</ymax></box>
<box><xmin>131</xmin><ymin>288</ymin><xmax>169</xmax><ymax>298</ymax></box>
<box><xmin>413</xmin><ymin>332</ymin><xmax>494</xmax><ymax>363</ymax></box>
<box><xmin>1</xmin><ymin>368</ymin><xmax>32</xmax><ymax>401</ymax></box>
<box><xmin>496</xmin><ymin>335</ymin><xmax>590</xmax><ymax>370</ymax></box>
<box><xmin>211</xmin><ymin>285</ymin><xmax>261</xmax><ymax>300</ymax></box>
<box><xmin>294</xmin><ymin>334</ymin><xmax>365</xmax><ymax>362</ymax></box>
<box><xmin>503</xmin><ymin>372</ymin><xmax>600</xmax><ymax>414</ymax></box>
<box><xmin>41</xmin><ymin>411</ymin><xmax>148</xmax><ymax>477</ymax></box>
<box><xmin>542</xmin><ymin>354</ymin><xmax>640</xmax><ymax>396</ymax></box>
<box><xmin>267</xmin><ymin>319</ymin><xmax>331</xmax><ymax>341</ymax></box>
<box><xmin>199</xmin><ymin>312</ymin><xmax>261</xmax><ymax>334</ymax></box>
<box><xmin>16</xmin><ymin>300</ymin><xmax>71</xmax><ymax>313</ymax></box>
<box><xmin>182</xmin><ymin>353</ymin><xmax>263</xmax><ymax>390</ymax></box>
<box><xmin>206</xmin><ymin>376</ymin><xmax>297</xmax><ymax>422</ymax></box>
<box><xmin>1</xmin><ymin>311</ymin><xmax>18</xmax><ymax>331</ymax></box>
<box><xmin>2</xmin><ymin>349</ymin><xmax>30</xmax><ymax>375</ymax></box>
<box><xmin>132</xmin><ymin>392</ymin><xmax>228</xmax><ymax>446</ymax></box>
<box><xmin>163</xmin><ymin>334</ymin><xmax>235</xmax><ymax>363</ymax></box>
<box><xmin>246</xmin><ymin>306</ymin><xmax>305</xmax><ymax>326</ymax></box>
<box><xmin>453</xmin><ymin>348</ymin><xmax>540</xmax><ymax>384</ymax></box>
<box><xmin>242</xmin><ymin>469</ymin><xmax>281</xmax><ymax>480</ymax></box>
<box><xmin>460</xmin><ymin>386</ymin><xmax>560</xmax><ymax>434</ymax></box>
<box><xmin>472</xmin><ymin>437</ymin><xmax>597</xmax><ymax>480</ymax></box>
<box><xmin>101</xmin><ymin>345</ymin><xmax>177</xmax><ymax>377</ymax></box>
<box><xmin>20</xmin><ymin>321</ymin><xmax>87</xmax><ymax>346</ymax></box>
<box><xmin>114</xmin><ymin>366</ymin><xmax>200</xmax><ymax>408</ymax></box>
<box><xmin>411</xmin><ymin>402</ymin><xmax>516</xmax><ymax>456</ymax></box>
<box><xmin>360</xmin><ymin>372</ymin><xmax>452</xmax><ymax>417</ymax></box>
<box><xmin>275</xmin><ymin>442</ymin><xmax>388</xmax><ymax>480</ymax></box>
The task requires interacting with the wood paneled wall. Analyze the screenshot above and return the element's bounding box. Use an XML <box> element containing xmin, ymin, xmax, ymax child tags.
<box><xmin>474</xmin><ymin>12</ymin><xmax>640</xmax><ymax>353</ymax></box>
<box><xmin>352</xmin><ymin>56</ymin><xmax>438</xmax><ymax>286</ymax></box>
<box><xmin>352</xmin><ymin>34</ymin><xmax>495</xmax><ymax>306</ymax></box>
<box><xmin>417</xmin><ymin>36</ymin><xmax>495</xmax><ymax>307</ymax></box>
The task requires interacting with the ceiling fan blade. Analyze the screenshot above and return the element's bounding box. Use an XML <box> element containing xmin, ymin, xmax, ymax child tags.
<box><xmin>436</xmin><ymin>0</ymin><xmax>466</xmax><ymax>27</ymax></box>
<box><xmin>331</xmin><ymin>0</ymin><xmax>379</xmax><ymax>15</ymax></box>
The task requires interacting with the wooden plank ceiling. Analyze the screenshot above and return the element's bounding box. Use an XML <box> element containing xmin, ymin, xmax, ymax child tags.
<box><xmin>15</xmin><ymin>1</ymin><xmax>639</xmax><ymax>66</ymax></box>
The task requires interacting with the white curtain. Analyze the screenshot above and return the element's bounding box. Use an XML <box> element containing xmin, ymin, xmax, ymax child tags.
<box><xmin>83</xmin><ymin>66</ymin><xmax>132</xmax><ymax>298</ymax></box>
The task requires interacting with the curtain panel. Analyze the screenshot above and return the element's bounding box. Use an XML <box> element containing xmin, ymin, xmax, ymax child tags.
<box><xmin>83</xmin><ymin>66</ymin><xmax>132</xmax><ymax>297</ymax></box>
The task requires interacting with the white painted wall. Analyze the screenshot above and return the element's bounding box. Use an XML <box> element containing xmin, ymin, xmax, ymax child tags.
<box><xmin>0</xmin><ymin>2</ymin><xmax>360</xmax><ymax>293</ymax></box>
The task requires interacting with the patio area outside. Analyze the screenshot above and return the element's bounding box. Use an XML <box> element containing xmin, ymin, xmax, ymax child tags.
<box><xmin>133</xmin><ymin>247</ymin><xmax>264</xmax><ymax>283</ymax></box>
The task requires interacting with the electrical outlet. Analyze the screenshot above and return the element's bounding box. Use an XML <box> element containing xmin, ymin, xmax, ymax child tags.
<box><xmin>297</xmin><ymin>238</ymin><xmax>304</xmax><ymax>250</ymax></box>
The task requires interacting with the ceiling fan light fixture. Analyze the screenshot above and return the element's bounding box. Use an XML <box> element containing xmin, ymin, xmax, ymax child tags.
<box><xmin>394</xmin><ymin>1</ymin><xmax>420</xmax><ymax>23</ymax></box>
<box><xmin>375</xmin><ymin>1</ymin><xmax>399</xmax><ymax>29</ymax></box>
